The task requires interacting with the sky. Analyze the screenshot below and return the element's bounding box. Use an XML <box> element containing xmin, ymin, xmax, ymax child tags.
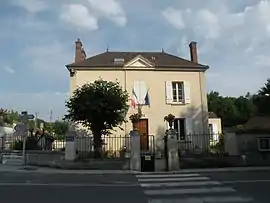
<box><xmin>1</xmin><ymin>0</ymin><xmax>270</xmax><ymax>121</ymax></box>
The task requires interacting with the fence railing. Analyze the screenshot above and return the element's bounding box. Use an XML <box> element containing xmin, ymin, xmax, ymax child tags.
<box><xmin>177</xmin><ymin>133</ymin><xmax>223</xmax><ymax>155</ymax></box>
<box><xmin>1</xmin><ymin>133</ymin><xmax>156</xmax><ymax>159</ymax></box>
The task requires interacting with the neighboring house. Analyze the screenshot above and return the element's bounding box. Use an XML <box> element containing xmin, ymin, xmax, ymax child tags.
<box><xmin>208</xmin><ymin>112</ymin><xmax>222</xmax><ymax>142</ymax></box>
<box><xmin>66</xmin><ymin>39</ymin><xmax>209</xmax><ymax>149</ymax></box>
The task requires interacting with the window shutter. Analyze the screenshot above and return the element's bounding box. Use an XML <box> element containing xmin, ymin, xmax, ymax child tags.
<box><xmin>138</xmin><ymin>81</ymin><xmax>147</xmax><ymax>104</ymax></box>
<box><xmin>184</xmin><ymin>81</ymin><xmax>191</xmax><ymax>104</ymax></box>
<box><xmin>185</xmin><ymin>117</ymin><xmax>193</xmax><ymax>135</ymax></box>
<box><xmin>212</xmin><ymin>123</ymin><xmax>218</xmax><ymax>134</ymax></box>
<box><xmin>165</xmin><ymin>81</ymin><xmax>173</xmax><ymax>104</ymax></box>
<box><xmin>212</xmin><ymin>123</ymin><xmax>219</xmax><ymax>141</ymax></box>
<box><xmin>133</xmin><ymin>81</ymin><xmax>140</xmax><ymax>104</ymax></box>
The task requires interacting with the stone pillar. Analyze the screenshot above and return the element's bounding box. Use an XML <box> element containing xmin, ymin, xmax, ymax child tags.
<box><xmin>130</xmin><ymin>130</ymin><xmax>141</xmax><ymax>171</ymax></box>
<box><xmin>167</xmin><ymin>129</ymin><xmax>180</xmax><ymax>170</ymax></box>
<box><xmin>65</xmin><ymin>124</ymin><xmax>77</xmax><ymax>161</ymax></box>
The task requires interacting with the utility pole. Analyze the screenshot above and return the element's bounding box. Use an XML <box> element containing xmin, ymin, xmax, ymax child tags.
<box><xmin>34</xmin><ymin>112</ymin><xmax>38</xmax><ymax>132</ymax></box>
<box><xmin>19</xmin><ymin>111</ymin><xmax>34</xmax><ymax>165</ymax></box>
<box><xmin>49</xmin><ymin>110</ymin><xmax>53</xmax><ymax>123</ymax></box>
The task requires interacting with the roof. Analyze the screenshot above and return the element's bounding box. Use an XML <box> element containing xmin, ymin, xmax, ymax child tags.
<box><xmin>244</xmin><ymin>116</ymin><xmax>270</xmax><ymax>130</ymax></box>
<box><xmin>66</xmin><ymin>51</ymin><xmax>208</xmax><ymax>70</ymax></box>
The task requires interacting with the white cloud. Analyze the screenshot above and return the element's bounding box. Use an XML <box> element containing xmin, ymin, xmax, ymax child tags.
<box><xmin>88</xmin><ymin>0</ymin><xmax>127</xmax><ymax>26</ymax></box>
<box><xmin>60</xmin><ymin>4</ymin><xmax>98</xmax><ymax>31</ymax></box>
<box><xmin>10</xmin><ymin>0</ymin><xmax>48</xmax><ymax>13</ymax></box>
<box><xmin>59</xmin><ymin>0</ymin><xmax>126</xmax><ymax>30</ymax></box>
<box><xmin>3</xmin><ymin>66</ymin><xmax>15</xmax><ymax>74</ymax></box>
<box><xmin>162</xmin><ymin>8</ymin><xmax>186</xmax><ymax>29</ymax></box>
<box><xmin>163</xmin><ymin>0</ymin><xmax>270</xmax><ymax>95</ymax></box>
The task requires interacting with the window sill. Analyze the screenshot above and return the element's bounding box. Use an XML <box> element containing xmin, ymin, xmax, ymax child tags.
<box><xmin>170</xmin><ymin>102</ymin><xmax>186</xmax><ymax>105</ymax></box>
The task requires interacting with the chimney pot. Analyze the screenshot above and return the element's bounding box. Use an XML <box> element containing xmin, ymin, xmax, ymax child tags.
<box><xmin>75</xmin><ymin>38</ymin><xmax>86</xmax><ymax>63</ymax></box>
<box><xmin>189</xmin><ymin>41</ymin><xmax>198</xmax><ymax>63</ymax></box>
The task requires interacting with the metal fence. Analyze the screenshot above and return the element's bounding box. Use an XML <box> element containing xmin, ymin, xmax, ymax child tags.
<box><xmin>0</xmin><ymin>134</ymin><xmax>66</xmax><ymax>152</ymax></box>
<box><xmin>1</xmin><ymin>133</ymin><xmax>156</xmax><ymax>160</ymax></box>
<box><xmin>177</xmin><ymin>133</ymin><xmax>223</xmax><ymax>155</ymax></box>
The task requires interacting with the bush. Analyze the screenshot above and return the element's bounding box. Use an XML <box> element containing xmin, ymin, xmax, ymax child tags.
<box><xmin>11</xmin><ymin>136</ymin><xmax>41</xmax><ymax>150</ymax></box>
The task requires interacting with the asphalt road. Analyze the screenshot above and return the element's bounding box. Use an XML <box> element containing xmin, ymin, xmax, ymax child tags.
<box><xmin>0</xmin><ymin>172</ymin><xmax>147</xmax><ymax>203</ymax></box>
<box><xmin>0</xmin><ymin>169</ymin><xmax>270</xmax><ymax>203</ymax></box>
<box><xmin>200</xmin><ymin>170</ymin><xmax>270</xmax><ymax>203</ymax></box>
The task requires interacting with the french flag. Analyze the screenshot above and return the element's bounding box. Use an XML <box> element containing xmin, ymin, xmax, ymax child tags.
<box><xmin>131</xmin><ymin>88</ymin><xmax>138</xmax><ymax>108</ymax></box>
<box><xmin>144</xmin><ymin>90</ymin><xmax>150</xmax><ymax>106</ymax></box>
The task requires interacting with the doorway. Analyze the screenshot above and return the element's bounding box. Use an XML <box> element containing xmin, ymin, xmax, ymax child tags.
<box><xmin>133</xmin><ymin>119</ymin><xmax>149</xmax><ymax>151</ymax></box>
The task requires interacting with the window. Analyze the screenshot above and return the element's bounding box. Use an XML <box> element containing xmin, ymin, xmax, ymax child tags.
<box><xmin>172</xmin><ymin>82</ymin><xmax>184</xmax><ymax>103</ymax></box>
<box><xmin>165</xmin><ymin>81</ymin><xmax>190</xmax><ymax>104</ymax></box>
<box><xmin>173</xmin><ymin>118</ymin><xmax>186</xmax><ymax>140</ymax></box>
<box><xmin>258</xmin><ymin>137</ymin><xmax>270</xmax><ymax>151</ymax></box>
<box><xmin>209</xmin><ymin>124</ymin><xmax>213</xmax><ymax>140</ymax></box>
<box><xmin>114</xmin><ymin>58</ymin><xmax>125</xmax><ymax>64</ymax></box>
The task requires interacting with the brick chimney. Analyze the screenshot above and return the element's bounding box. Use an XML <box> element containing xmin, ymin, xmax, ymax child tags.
<box><xmin>189</xmin><ymin>41</ymin><xmax>198</xmax><ymax>63</ymax></box>
<box><xmin>75</xmin><ymin>38</ymin><xmax>86</xmax><ymax>63</ymax></box>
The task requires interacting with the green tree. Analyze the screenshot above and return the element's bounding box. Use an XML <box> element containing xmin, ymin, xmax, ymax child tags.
<box><xmin>52</xmin><ymin>120</ymin><xmax>68</xmax><ymax>140</ymax></box>
<box><xmin>65</xmin><ymin>79</ymin><xmax>129</xmax><ymax>157</ymax></box>
<box><xmin>207</xmin><ymin>91</ymin><xmax>256</xmax><ymax>127</ymax></box>
<box><xmin>234</xmin><ymin>96</ymin><xmax>256</xmax><ymax>123</ymax></box>
<box><xmin>254</xmin><ymin>78</ymin><xmax>270</xmax><ymax>115</ymax></box>
<box><xmin>0</xmin><ymin>109</ymin><xmax>12</xmax><ymax>126</ymax></box>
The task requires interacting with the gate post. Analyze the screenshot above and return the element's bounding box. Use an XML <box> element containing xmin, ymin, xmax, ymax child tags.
<box><xmin>167</xmin><ymin>129</ymin><xmax>180</xmax><ymax>171</ymax></box>
<box><xmin>65</xmin><ymin>124</ymin><xmax>77</xmax><ymax>161</ymax></box>
<box><xmin>164</xmin><ymin>131</ymin><xmax>169</xmax><ymax>171</ymax></box>
<box><xmin>130</xmin><ymin>130</ymin><xmax>141</xmax><ymax>171</ymax></box>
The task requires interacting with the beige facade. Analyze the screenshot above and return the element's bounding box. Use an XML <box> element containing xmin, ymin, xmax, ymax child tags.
<box><xmin>67</xmin><ymin>39</ymin><xmax>209</xmax><ymax>149</ymax></box>
<box><xmin>208</xmin><ymin>118</ymin><xmax>222</xmax><ymax>135</ymax></box>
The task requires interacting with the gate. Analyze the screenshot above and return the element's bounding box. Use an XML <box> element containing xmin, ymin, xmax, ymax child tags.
<box><xmin>140</xmin><ymin>135</ymin><xmax>155</xmax><ymax>172</ymax></box>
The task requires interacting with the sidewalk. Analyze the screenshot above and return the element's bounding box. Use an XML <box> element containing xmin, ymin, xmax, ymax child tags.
<box><xmin>1</xmin><ymin>164</ymin><xmax>270</xmax><ymax>175</ymax></box>
<box><xmin>0</xmin><ymin>164</ymin><xmax>133</xmax><ymax>175</ymax></box>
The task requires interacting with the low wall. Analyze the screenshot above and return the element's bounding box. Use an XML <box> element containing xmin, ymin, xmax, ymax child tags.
<box><xmin>26</xmin><ymin>151</ymin><xmax>65</xmax><ymax>166</ymax></box>
<box><xmin>0</xmin><ymin>150</ymin><xmax>64</xmax><ymax>166</ymax></box>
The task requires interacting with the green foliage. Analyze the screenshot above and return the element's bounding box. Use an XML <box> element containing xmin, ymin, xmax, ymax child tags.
<box><xmin>253</xmin><ymin>78</ymin><xmax>270</xmax><ymax>115</ymax></box>
<box><xmin>207</xmin><ymin>91</ymin><xmax>256</xmax><ymax>127</ymax></box>
<box><xmin>65</xmin><ymin>79</ymin><xmax>129</xmax><ymax>157</ymax></box>
<box><xmin>53</xmin><ymin>120</ymin><xmax>68</xmax><ymax>135</ymax></box>
<box><xmin>11</xmin><ymin>136</ymin><xmax>41</xmax><ymax>150</ymax></box>
<box><xmin>0</xmin><ymin>109</ymin><xmax>12</xmax><ymax>126</ymax></box>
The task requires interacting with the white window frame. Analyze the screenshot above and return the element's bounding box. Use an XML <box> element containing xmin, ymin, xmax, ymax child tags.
<box><xmin>257</xmin><ymin>137</ymin><xmax>270</xmax><ymax>152</ymax></box>
<box><xmin>172</xmin><ymin>81</ymin><xmax>184</xmax><ymax>103</ymax></box>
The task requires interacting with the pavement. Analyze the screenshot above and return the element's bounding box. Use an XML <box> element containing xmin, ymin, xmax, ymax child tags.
<box><xmin>1</xmin><ymin>164</ymin><xmax>270</xmax><ymax>174</ymax></box>
<box><xmin>0</xmin><ymin>171</ymin><xmax>146</xmax><ymax>203</ymax></box>
<box><xmin>1</xmin><ymin>165</ymin><xmax>270</xmax><ymax>202</ymax></box>
<box><xmin>136</xmin><ymin>170</ymin><xmax>270</xmax><ymax>203</ymax></box>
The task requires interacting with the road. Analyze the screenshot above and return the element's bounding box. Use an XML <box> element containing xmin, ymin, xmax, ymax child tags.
<box><xmin>136</xmin><ymin>170</ymin><xmax>270</xmax><ymax>203</ymax></box>
<box><xmin>0</xmin><ymin>169</ymin><xmax>269</xmax><ymax>203</ymax></box>
<box><xmin>0</xmin><ymin>172</ymin><xmax>147</xmax><ymax>203</ymax></box>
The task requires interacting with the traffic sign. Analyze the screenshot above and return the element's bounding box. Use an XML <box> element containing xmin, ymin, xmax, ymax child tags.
<box><xmin>14</xmin><ymin>124</ymin><xmax>24</xmax><ymax>132</ymax></box>
<box><xmin>19</xmin><ymin>114</ymin><xmax>34</xmax><ymax>120</ymax></box>
<box><xmin>27</xmin><ymin>114</ymin><xmax>34</xmax><ymax>120</ymax></box>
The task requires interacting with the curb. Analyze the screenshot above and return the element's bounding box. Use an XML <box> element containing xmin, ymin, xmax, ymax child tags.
<box><xmin>135</xmin><ymin>166</ymin><xmax>270</xmax><ymax>174</ymax></box>
<box><xmin>1</xmin><ymin>166</ymin><xmax>270</xmax><ymax>175</ymax></box>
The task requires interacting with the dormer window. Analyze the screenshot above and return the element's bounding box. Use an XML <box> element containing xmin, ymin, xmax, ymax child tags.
<box><xmin>114</xmin><ymin>58</ymin><xmax>125</xmax><ymax>64</ymax></box>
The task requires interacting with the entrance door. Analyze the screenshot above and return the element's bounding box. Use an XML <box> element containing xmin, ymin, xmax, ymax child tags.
<box><xmin>134</xmin><ymin>119</ymin><xmax>149</xmax><ymax>151</ymax></box>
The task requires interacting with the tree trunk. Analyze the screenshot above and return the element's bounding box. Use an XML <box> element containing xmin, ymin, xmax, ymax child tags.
<box><xmin>93</xmin><ymin>131</ymin><xmax>102</xmax><ymax>158</ymax></box>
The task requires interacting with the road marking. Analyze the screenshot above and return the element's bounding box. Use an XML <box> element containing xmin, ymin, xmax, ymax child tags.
<box><xmin>141</xmin><ymin>181</ymin><xmax>221</xmax><ymax>188</ymax></box>
<box><xmin>138</xmin><ymin>177</ymin><xmax>210</xmax><ymax>182</ymax></box>
<box><xmin>148</xmin><ymin>196</ymin><xmax>253</xmax><ymax>203</ymax></box>
<box><xmin>0</xmin><ymin>183</ymin><xmax>139</xmax><ymax>187</ymax></box>
<box><xmin>223</xmin><ymin>179</ymin><xmax>270</xmax><ymax>184</ymax></box>
<box><xmin>144</xmin><ymin>187</ymin><xmax>236</xmax><ymax>195</ymax></box>
<box><xmin>136</xmin><ymin>173</ymin><xmax>200</xmax><ymax>178</ymax></box>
